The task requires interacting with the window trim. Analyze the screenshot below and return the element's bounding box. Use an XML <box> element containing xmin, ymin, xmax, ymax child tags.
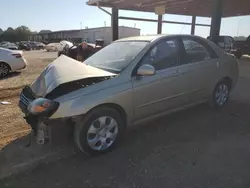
<box><xmin>131</xmin><ymin>37</ymin><xmax>182</xmax><ymax>76</ymax></box>
<box><xmin>180</xmin><ymin>36</ymin><xmax>218</xmax><ymax>65</ymax></box>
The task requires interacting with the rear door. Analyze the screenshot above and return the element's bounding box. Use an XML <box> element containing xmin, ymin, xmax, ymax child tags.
<box><xmin>179</xmin><ymin>36</ymin><xmax>220</xmax><ymax>102</ymax></box>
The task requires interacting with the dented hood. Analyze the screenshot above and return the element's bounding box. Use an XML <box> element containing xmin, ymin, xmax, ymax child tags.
<box><xmin>30</xmin><ymin>55</ymin><xmax>116</xmax><ymax>97</ymax></box>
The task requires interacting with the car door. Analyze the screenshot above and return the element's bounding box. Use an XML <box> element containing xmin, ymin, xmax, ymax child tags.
<box><xmin>179</xmin><ymin>37</ymin><xmax>220</xmax><ymax>103</ymax></box>
<box><xmin>132</xmin><ymin>37</ymin><xmax>191</xmax><ymax>121</ymax></box>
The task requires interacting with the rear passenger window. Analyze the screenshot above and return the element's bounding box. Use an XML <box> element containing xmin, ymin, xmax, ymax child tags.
<box><xmin>183</xmin><ymin>39</ymin><xmax>211</xmax><ymax>63</ymax></box>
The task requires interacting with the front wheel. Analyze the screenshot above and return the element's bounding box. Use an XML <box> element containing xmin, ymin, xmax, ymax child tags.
<box><xmin>211</xmin><ymin>80</ymin><xmax>230</xmax><ymax>108</ymax></box>
<box><xmin>74</xmin><ymin>107</ymin><xmax>125</xmax><ymax>156</ymax></box>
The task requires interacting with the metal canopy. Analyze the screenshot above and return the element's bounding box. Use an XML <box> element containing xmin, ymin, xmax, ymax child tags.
<box><xmin>87</xmin><ymin>0</ymin><xmax>250</xmax><ymax>17</ymax></box>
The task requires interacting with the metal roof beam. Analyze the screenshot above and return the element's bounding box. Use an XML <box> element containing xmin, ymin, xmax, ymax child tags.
<box><xmin>118</xmin><ymin>16</ymin><xmax>210</xmax><ymax>27</ymax></box>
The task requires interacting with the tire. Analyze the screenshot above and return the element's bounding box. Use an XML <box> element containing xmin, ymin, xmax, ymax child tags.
<box><xmin>211</xmin><ymin>80</ymin><xmax>230</xmax><ymax>108</ymax></box>
<box><xmin>0</xmin><ymin>62</ymin><xmax>10</xmax><ymax>78</ymax></box>
<box><xmin>74</xmin><ymin>107</ymin><xmax>125</xmax><ymax>156</ymax></box>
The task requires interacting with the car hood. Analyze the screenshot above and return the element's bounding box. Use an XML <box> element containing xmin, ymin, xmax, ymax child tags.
<box><xmin>30</xmin><ymin>55</ymin><xmax>116</xmax><ymax>97</ymax></box>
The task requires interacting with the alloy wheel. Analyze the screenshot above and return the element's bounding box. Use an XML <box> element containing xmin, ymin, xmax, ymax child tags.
<box><xmin>215</xmin><ymin>83</ymin><xmax>229</xmax><ymax>106</ymax></box>
<box><xmin>87</xmin><ymin>116</ymin><xmax>119</xmax><ymax>151</ymax></box>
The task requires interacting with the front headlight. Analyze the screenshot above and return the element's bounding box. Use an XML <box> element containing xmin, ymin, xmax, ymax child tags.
<box><xmin>27</xmin><ymin>98</ymin><xmax>60</xmax><ymax>117</ymax></box>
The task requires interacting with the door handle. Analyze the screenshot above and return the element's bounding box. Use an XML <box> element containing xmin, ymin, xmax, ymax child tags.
<box><xmin>170</xmin><ymin>69</ymin><xmax>180</xmax><ymax>76</ymax></box>
<box><xmin>176</xmin><ymin>69</ymin><xmax>188</xmax><ymax>76</ymax></box>
<box><xmin>165</xmin><ymin>70</ymin><xmax>178</xmax><ymax>77</ymax></box>
<box><xmin>172</xmin><ymin>72</ymin><xmax>179</xmax><ymax>76</ymax></box>
<box><xmin>216</xmin><ymin>61</ymin><xmax>220</xmax><ymax>67</ymax></box>
<box><xmin>166</xmin><ymin>69</ymin><xmax>186</xmax><ymax>77</ymax></box>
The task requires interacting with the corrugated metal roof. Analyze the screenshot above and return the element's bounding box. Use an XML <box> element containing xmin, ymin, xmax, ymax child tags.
<box><xmin>87</xmin><ymin>0</ymin><xmax>250</xmax><ymax>17</ymax></box>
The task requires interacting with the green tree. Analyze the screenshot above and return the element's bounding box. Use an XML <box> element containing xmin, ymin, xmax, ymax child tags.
<box><xmin>0</xmin><ymin>28</ymin><xmax>3</xmax><ymax>41</ymax></box>
<box><xmin>1</xmin><ymin>27</ymin><xmax>16</xmax><ymax>42</ymax></box>
<box><xmin>15</xmin><ymin>26</ymin><xmax>32</xmax><ymax>41</ymax></box>
<box><xmin>0</xmin><ymin>26</ymin><xmax>32</xmax><ymax>42</ymax></box>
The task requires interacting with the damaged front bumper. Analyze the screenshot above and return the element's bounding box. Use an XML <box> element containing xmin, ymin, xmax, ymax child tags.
<box><xmin>19</xmin><ymin>86</ymin><xmax>38</xmax><ymax>131</ymax></box>
<box><xmin>19</xmin><ymin>86</ymin><xmax>49</xmax><ymax>144</ymax></box>
<box><xmin>19</xmin><ymin>86</ymin><xmax>74</xmax><ymax>145</ymax></box>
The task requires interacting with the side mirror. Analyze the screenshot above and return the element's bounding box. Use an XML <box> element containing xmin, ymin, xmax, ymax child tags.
<box><xmin>137</xmin><ymin>64</ymin><xmax>156</xmax><ymax>76</ymax></box>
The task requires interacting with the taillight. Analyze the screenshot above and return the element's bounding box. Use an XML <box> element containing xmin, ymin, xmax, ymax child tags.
<box><xmin>12</xmin><ymin>53</ymin><xmax>22</xmax><ymax>58</ymax></box>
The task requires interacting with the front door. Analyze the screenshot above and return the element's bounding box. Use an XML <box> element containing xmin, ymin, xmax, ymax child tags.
<box><xmin>132</xmin><ymin>37</ymin><xmax>190</xmax><ymax>121</ymax></box>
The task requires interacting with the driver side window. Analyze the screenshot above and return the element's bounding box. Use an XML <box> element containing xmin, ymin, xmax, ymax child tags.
<box><xmin>141</xmin><ymin>39</ymin><xmax>179</xmax><ymax>71</ymax></box>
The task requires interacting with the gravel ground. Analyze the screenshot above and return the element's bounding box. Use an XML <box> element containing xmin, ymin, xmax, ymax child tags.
<box><xmin>0</xmin><ymin>50</ymin><xmax>57</xmax><ymax>90</ymax></box>
<box><xmin>0</xmin><ymin>50</ymin><xmax>57</xmax><ymax>148</ymax></box>
<box><xmin>1</xmin><ymin>59</ymin><xmax>250</xmax><ymax>188</ymax></box>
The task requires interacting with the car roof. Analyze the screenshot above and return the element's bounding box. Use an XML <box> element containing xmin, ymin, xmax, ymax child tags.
<box><xmin>116</xmin><ymin>35</ymin><xmax>165</xmax><ymax>42</ymax></box>
<box><xmin>115</xmin><ymin>34</ymin><xmax>206</xmax><ymax>43</ymax></box>
<box><xmin>115</xmin><ymin>34</ymin><xmax>225</xmax><ymax>56</ymax></box>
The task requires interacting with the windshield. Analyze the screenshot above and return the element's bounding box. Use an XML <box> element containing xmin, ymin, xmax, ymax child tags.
<box><xmin>84</xmin><ymin>41</ymin><xmax>149</xmax><ymax>73</ymax></box>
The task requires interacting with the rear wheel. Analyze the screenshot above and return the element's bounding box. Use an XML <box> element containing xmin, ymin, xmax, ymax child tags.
<box><xmin>0</xmin><ymin>62</ymin><xmax>10</xmax><ymax>78</ymax></box>
<box><xmin>211</xmin><ymin>80</ymin><xmax>230</xmax><ymax>108</ymax></box>
<box><xmin>74</xmin><ymin>107</ymin><xmax>125</xmax><ymax>156</ymax></box>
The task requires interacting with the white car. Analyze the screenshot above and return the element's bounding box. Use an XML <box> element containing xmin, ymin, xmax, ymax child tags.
<box><xmin>0</xmin><ymin>47</ymin><xmax>27</xmax><ymax>77</ymax></box>
<box><xmin>45</xmin><ymin>43</ymin><xmax>61</xmax><ymax>52</ymax></box>
<box><xmin>0</xmin><ymin>42</ymin><xmax>18</xmax><ymax>50</ymax></box>
<box><xmin>58</xmin><ymin>40</ymin><xmax>73</xmax><ymax>52</ymax></box>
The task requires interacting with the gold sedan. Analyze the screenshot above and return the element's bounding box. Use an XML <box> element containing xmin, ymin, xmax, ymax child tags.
<box><xmin>19</xmin><ymin>34</ymin><xmax>239</xmax><ymax>155</ymax></box>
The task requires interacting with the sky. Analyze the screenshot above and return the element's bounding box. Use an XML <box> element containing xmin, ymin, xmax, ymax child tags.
<box><xmin>1</xmin><ymin>0</ymin><xmax>250</xmax><ymax>38</ymax></box>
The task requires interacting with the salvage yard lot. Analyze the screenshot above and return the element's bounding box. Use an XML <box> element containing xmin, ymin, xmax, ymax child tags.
<box><xmin>0</xmin><ymin>51</ymin><xmax>57</xmax><ymax>148</ymax></box>
<box><xmin>1</xmin><ymin>53</ymin><xmax>250</xmax><ymax>187</ymax></box>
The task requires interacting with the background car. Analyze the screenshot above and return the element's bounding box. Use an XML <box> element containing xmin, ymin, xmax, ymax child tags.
<box><xmin>18</xmin><ymin>42</ymin><xmax>31</xmax><ymax>51</ymax></box>
<box><xmin>19</xmin><ymin>35</ymin><xmax>239</xmax><ymax>155</ymax></box>
<box><xmin>57</xmin><ymin>40</ymin><xmax>73</xmax><ymax>54</ymax></box>
<box><xmin>28</xmin><ymin>41</ymin><xmax>45</xmax><ymax>50</ymax></box>
<box><xmin>45</xmin><ymin>43</ymin><xmax>61</xmax><ymax>52</ymax></box>
<box><xmin>231</xmin><ymin>35</ymin><xmax>250</xmax><ymax>59</ymax></box>
<box><xmin>57</xmin><ymin>39</ymin><xmax>105</xmax><ymax>60</ymax></box>
<box><xmin>207</xmin><ymin>35</ymin><xmax>235</xmax><ymax>54</ymax></box>
<box><xmin>35</xmin><ymin>42</ymin><xmax>45</xmax><ymax>50</ymax></box>
<box><xmin>28</xmin><ymin>41</ymin><xmax>37</xmax><ymax>50</ymax></box>
<box><xmin>0</xmin><ymin>47</ymin><xmax>27</xmax><ymax>77</ymax></box>
<box><xmin>0</xmin><ymin>42</ymin><xmax>19</xmax><ymax>50</ymax></box>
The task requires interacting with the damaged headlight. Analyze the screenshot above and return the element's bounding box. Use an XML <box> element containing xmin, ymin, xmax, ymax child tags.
<box><xmin>27</xmin><ymin>98</ymin><xmax>60</xmax><ymax>117</ymax></box>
